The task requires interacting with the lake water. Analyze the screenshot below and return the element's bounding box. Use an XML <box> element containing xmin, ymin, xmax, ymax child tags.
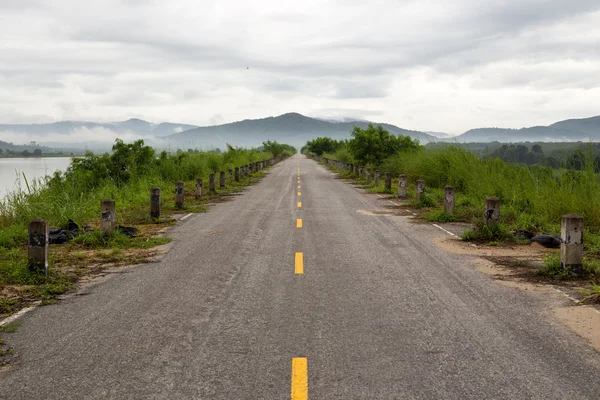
<box><xmin>0</xmin><ymin>157</ymin><xmax>72</xmax><ymax>200</ymax></box>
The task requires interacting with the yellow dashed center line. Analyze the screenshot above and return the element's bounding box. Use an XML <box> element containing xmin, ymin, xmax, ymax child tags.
<box><xmin>291</xmin><ymin>357</ymin><xmax>308</xmax><ymax>399</ymax></box>
<box><xmin>296</xmin><ymin>218</ymin><xmax>302</xmax><ymax>228</ymax></box>
<box><xmin>298</xmin><ymin>185</ymin><xmax>301</xmax><ymax>189</ymax></box>
<box><xmin>295</xmin><ymin>252</ymin><xmax>304</xmax><ymax>274</ymax></box>
<box><xmin>298</xmin><ymin>192</ymin><xmax>301</xmax><ymax>196</ymax></box>
<box><xmin>297</xmin><ymin>201</ymin><xmax>302</xmax><ymax>208</ymax></box>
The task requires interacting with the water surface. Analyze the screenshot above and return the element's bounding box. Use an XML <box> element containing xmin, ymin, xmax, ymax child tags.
<box><xmin>0</xmin><ymin>157</ymin><xmax>71</xmax><ymax>200</ymax></box>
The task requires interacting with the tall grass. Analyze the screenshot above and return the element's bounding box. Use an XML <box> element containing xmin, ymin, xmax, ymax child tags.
<box><xmin>320</xmin><ymin>144</ymin><xmax>600</xmax><ymax>233</ymax></box>
<box><xmin>379</xmin><ymin>146</ymin><xmax>600</xmax><ymax>230</ymax></box>
<box><xmin>0</xmin><ymin>141</ymin><xmax>292</xmax><ymax>249</ymax></box>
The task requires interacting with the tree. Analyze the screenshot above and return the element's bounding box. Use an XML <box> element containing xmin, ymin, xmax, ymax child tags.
<box><xmin>33</xmin><ymin>148</ymin><xmax>42</xmax><ymax>156</ymax></box>
<box><xmin>347</xmin><ymin>124</ymin><xmax>419</xmax><ymax>165</ymax></box>
<box><xmin>304</xmin><ymin>137</ymin><xmax>344</xmax><ymax>156</ymax></box>
<box><xmin>21</xmin><ymin>150</ymin><xmax>31</xmax><ymax>157</ymax></box>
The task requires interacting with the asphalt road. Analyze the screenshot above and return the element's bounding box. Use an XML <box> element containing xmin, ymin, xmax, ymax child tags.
<box><xmin>2</xmin><ymin>154</ymin><xmax>600</xmax><ymax>399</ymax></box>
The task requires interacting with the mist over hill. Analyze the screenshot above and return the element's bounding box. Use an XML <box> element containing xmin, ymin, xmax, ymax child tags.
<box><xmin>2</xmin><ymin>113</ymin><xmax>600</xmax><ymax>154</ymax></box>
<box><xmin>0</xmin><ymin>119</ymin><xmax>198</xmax><ymax>152</ymax></box>
<box><xmin>450</xmin><ymin>116</ymin><xmax>600</xmax><ymax>142</ymax></box>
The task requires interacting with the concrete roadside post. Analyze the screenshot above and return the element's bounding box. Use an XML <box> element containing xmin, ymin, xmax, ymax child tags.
<box><xmin>175</xmin><ymin>181</ymin><xmax>185</xmax><ymax>208</ymax></box>
<box><xmin>28</xmin><ymin>219</ymin><xmax>49</xmax><ymax>275</ymax></box>
<box><xmin>444</xmin><ymin>185</ymin><xmax>455</xmax><ymax>215</ymax></box>
<box><xmin>195</xmin><ymin>178</ymin><xmax>203</xmax><ymax>199</ymax></box>
<box><xmin>235</xmin><ymin>167</ymin><xmax>240</xmax><ymax>182</ymax></box>
<box><xmin>561</xmin><ymin>214</ymin><xmax>584</xmax><ymax>276</ymax></box>
<box><xmin>220</xmin><ymin>171</ymin><xmax>226</xmax><ymax>189</ymax></box>
<box><xmin>484</xmin><ymin>196</ymin><xmax>500</xmax><ymax>228</ymax></box>
<box><xmin>384</xmin><ymin>172</ymin><xmax>391</xmax><ymax>192</ymax></box>
<box><xmin>416</xmin><ymin>180</ymin><xmax>425</xmax><ymax>201</ymax></box>
<box><xmin>374</xmin><ymin>169</ymin><xmax>380</xmax><ymax>186</ymax></box>
<box><xmin>398</xmin><ymin>174</ymin><xmax>407</xmax><ymax>198</ymax></box>
<box><xmin>150</xmin><ymin>187</ymin><xmax>161</xmax><ymax>218</ymax></box>
<box><xmin>100</xmin><ymin>199</ymin><xmax>117</xmax><ymax>232</ymax></box>
<box><xmin>228</xmin><ymin>169</ymin><xmax>233</xmax><ymax>182</ymax></box>
<box><xmin>209</xmin><ymin>173</ymin><xmax>216</xmax><ymax>192</ymax></box>
<box><xmin>366</xmin><ymin>168</ymin><xmax>372</xmax><ymax>184</ymax></box>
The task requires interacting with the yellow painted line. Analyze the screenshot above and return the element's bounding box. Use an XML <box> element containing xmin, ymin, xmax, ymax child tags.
<box><xmin>298</xmin><ymin>185</ymin><xmax>301</xmax><ymax>189</ymax></box>
<box><xmin>295</xmin><ymin>252</ymin><xmax>304</xmax><ymax>274</ymax></box>
<box><xmin>296</xmin><ymin>218</ymin><xmax>302</xmax><ymax>228</ymax></box>
<box><xmin>298</xmin><ymin>192</ymin><xmax>301</xmax><ymax>196</ymax></box>
<box><xmin>291</xmin><ymin>357</ymin><xmax>308</xmax><ymax>400</ymax></box>
<box><xmin>297</xmin><ymin>201</ymin><xmax>302</xmax><ymax>208</ymax></box>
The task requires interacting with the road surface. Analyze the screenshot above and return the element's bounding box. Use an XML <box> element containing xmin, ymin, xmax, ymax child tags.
<box><xmin>2</xmin><ymin>154</ymin><xmax>600</xmax><ymax>399</ymax></box>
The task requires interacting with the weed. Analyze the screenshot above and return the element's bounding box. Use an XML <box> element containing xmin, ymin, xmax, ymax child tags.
<box><xmin>0</xmin><ymin>298</ymin><xmax>21</xmax><ymax>316</ymax></box>
<box><xmin>0</xmin><ymin>321</ymin><xmax>22</xmax><ymax>333</ymax></box>
<box><xmin>413</xmin><ymin>194</ymin><xmax>435</xmax><ymax>208</ymax></box>
<box><xmin>426</xmin><ymin>210</ymin><xmax>457</xmax><ymax>223</ymax></box>
<box><xmin>578</xmin><ymin>282</ymin><xmax>600</xmax><ymax>304</ymax></box>
<box><xmin>461</xmin><ymin>221</ymin><xmax>512</xmax><ymax>242</ymax></box>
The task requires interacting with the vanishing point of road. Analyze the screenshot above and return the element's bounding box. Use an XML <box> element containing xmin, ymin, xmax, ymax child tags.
<box><xmin>2</xmin><ymin>154</ymin><xmax>600</xmax><ymax>399</ymax></box>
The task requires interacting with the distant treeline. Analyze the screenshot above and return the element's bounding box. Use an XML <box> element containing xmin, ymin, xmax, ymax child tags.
<box><xmin>427</xmin><ymin>141</ymin><xmax>600</xmax><ymax>171</ymax></box>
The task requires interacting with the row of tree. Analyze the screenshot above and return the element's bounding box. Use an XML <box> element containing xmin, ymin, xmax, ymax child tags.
<box><xmin>0</xmin><ymin>148</ymin><xmax>42</xmax><ymax>157</ymax></box>
<box><xmin>301</xmin><ymin>124</ymin><xmax>422</xmax><ymax>165</ymax></box>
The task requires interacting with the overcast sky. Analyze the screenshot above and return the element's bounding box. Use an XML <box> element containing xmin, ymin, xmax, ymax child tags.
<box><xmin>1</xmin><ymin>0</ymin><xmax>599</xmax><ymax>134</ymax></box>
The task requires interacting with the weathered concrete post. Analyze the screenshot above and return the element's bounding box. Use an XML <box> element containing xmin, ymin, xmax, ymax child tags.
<box><xmin>366</xmin><ymin>168</ymin><xmax>372</xmax><ymax>184</ymax></box>
<box><xmin>561</xmin><ymin>214</ymin><xmax>584</xmax><ymax>275</ymax></box>
<box><xmin>195</xmin><ymin>178</ymin><xmax>203</xmax><ymax>199</ymax></box>
<box><xmin>220</xmin><ymin>171</ymin><xmax>226</xmax><ymax>188</ymax></box>
<box><xmin>384</xmin><ymin>172</ymin><xmax>391</xmax><ymax>192</ymax></box>
<box><xmin>209</xmin><ymin>173</ymin><xmax>216</xmax><ymax>192</ymax></box>
<box><xmin>415</xmin><ymin>180</ymin><xmax>425</xmax><ymax>201</ymax></box>
<box><xmin>234</xmin><ymin>167</ymin><xmax>240</xmax><ymax>182</ymax></box>
<box><xmin>100</xmin><ymin>199</ymin><xmax>116</xmax><ymax>232</ymax></box>
<box><xmin>484</xmin><ymin>196</ymin><xmax>501</xmax><ymax>227</ymax></box>
<box><xmin>398</xmin><ymin>174</ymin><xmax>407</xmax><ymax>198</ymax></box>
<box><xmin>374</xmin><ymin>169</ymin><xmax>380</xmax><ymax>185</ymax></box>
<box><xmin>150</xmin><ymin>187</ymin><xmax>161</xmax><ymax>218</ymax></box>
<box><xmin>228</xmin><ymin>169</ymin><xmax>233</xmax><ymax>182</ymax></box>
<box><xmin>444</xmin><ymin>185</ymin><xmax>455</xmax><ymax>215</ymax></box>
<box><xmin>28</xmin><ymin>219</ymin><xmax>48</xmax><ymax>274</ymax></box>
<box><xmin>175</xmin><ymin>181</ymin><xmax>185</xmax><ymax>208</ymax></box>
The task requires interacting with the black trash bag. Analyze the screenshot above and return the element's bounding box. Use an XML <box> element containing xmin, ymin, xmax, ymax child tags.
<box><xmin>117</xmin><ymin>226</ymin><xmax>138</xmax><ymax>238</ymax></box>
<box><xmin>530</xmin><ymin>234</ymin><xmax>562</xmax><ymax>248</ymax></box>
<box><xmin>48</xmin><ymin>219</ymin><xmax>81</xmax><ymax>244</ymax></box>
<box><xmin>514</xmin><ymin>230</ymin><xmax>535</xmax><ymax>240</ymax></box>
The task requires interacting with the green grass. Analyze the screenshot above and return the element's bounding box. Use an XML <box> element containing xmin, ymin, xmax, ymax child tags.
<box><xmin>578</xmin><ymin>282</ymin><xmax>600</xmax><ymax>304</ymax></box>
<box><xmin>538</xmin><ymin>251</ymin><xmax>600</xmax><ymax>280</ymax></box>
<box><xmin>0</xmin><ymin>321</ymin><xmax>22</xmax><ymax>333</ymax></box>
<box><xmin>0</xmin><ymin>140</ymin><xmax>294</xmax><ymax>317</ymax></box>
<box><xmin>426</xmin><ymin>210</ymin><xmax>458</xmax><ymax>223</ymax></box>
<box><xmin>460</xmin><ymin>220</ymin><xmax>513</xmax><ymax>242</ymax></box>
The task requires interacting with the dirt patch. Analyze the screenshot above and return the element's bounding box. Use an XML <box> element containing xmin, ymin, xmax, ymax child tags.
<box><xmin>434</xmin><ymin>235</ymin><xmax>553</xmax><ymax>258</ymax></box>
<box><xmin>555</xmin><ymin>306</ymin><xmax>600</xmax><ymax>352</ymax></box>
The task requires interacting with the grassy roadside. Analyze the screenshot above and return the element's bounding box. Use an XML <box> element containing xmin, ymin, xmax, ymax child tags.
<box><xmin>0</xmin><ymin>140</ymin><xmax>293</xmax><ymax>318</ymax></box>
<box><xmin>313</xmin><ymin>151</ymin><xmax>600</xmax><ymax>296</ymax></box>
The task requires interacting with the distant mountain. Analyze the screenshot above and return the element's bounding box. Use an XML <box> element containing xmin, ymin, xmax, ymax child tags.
<box><xmin>451</xmin><ymin>116</ymin><xmax>600</xmax><ymax>142</ymax></box>
<box><xmin>166</xmin><ymin>112</ymin><xmax>437</xmax><ymax>149</ymax></box>
<box><xmin>0</xmin><ymin>119</ymin><xmax>198</xmax><ymax>138</ymax></box>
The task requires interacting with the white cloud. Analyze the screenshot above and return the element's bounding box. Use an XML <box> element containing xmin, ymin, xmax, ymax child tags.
<box><xmin>0</xmin><ymin>0</ymin><xmax>599</xmax><ymax>135</ymax></box>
